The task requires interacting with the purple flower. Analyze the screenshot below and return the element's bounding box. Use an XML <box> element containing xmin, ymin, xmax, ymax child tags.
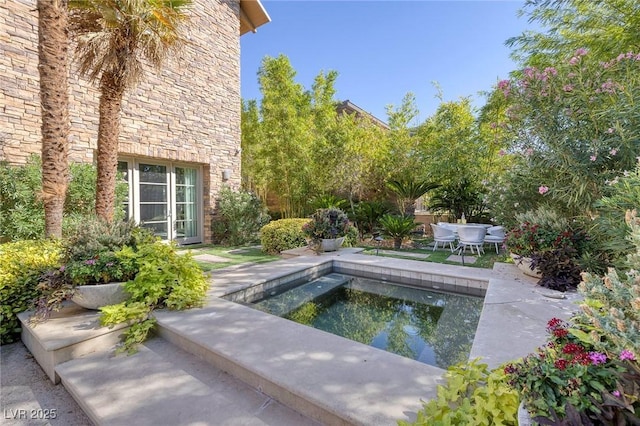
<box><xmin>59</xmin><ymin>265</ymin><xmax>66</xmax><ymax>272</ymax></box>
<box><xmin>85</xmin><ymin>259</ymin><xmax>97</xmax><ymax>266</ymax></box>
<box><xmin>590</xmin><ymin>155</ymin><xmax>597</xmax><ymax>162</ymax></box>
<box><xmin>612</xmin><ymin>390</ymin><xmax>621</xmax><ymax>397</ymax></box>
<box><xmin>575</xmin><ymin>48</ymin><xmax>588</xmax><ymax>56</ymax></box>
<box><xmin>610</xmin><ymin>148</ymin><xmax>618</xmax><ymax>156</ymax></box>
<box><xmin>589</xmin><ymin>352</ymin><xmax>607</xmax><ymax>365</ymax></box>
<box><xmin>569</xmin><ymin>56</ymin><xmax>579</xmax><ymax>65</ymax></box>
<box><xmin>538</xmin><ymin>186</ymin><xmax>549</xmax><ymax>195</ymax></box>
<box><xmin>607</xmin><ymin>127</ymin><xmax>615</xmax><ymax>134</ymax></box>
<box><xmin>563</xmin><ymin>84</ymin><xmax>574</xmax><ymax>92</ymax></box>
<box><xmin>498</xmin><ymin>149</ymin><xmax>506</xmax><ymax>156</ymax></box>
<box><xmin>620</xmin><ymin>350</ymin><xmax>636</xmax><ymax>361</ymax></box>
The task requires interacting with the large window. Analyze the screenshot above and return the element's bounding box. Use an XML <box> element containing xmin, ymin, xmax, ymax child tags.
<box><xmin>118</xmin><ymin>159</ymin><xmax>202</xmax><ymax>244</ymax></box>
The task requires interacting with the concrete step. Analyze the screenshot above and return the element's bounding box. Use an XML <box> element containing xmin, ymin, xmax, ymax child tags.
<box><xmin>252</xmin><ymin>273</ymin><xmax>351</xmax><ymax>316</ymax></box>
<box><xmin>55</xmin><ymin>336</ymin><xmax>318</xmax><ymax>426</ymax></box>
<box><xmin>154</xmin><ymin>299</ymin><xmax>444</xmax><ymax>426</ymax></box>
<box><xmin>18</xmin><ymin>304</ymin><xmax>129</xmax><ymax>383</ymax></box>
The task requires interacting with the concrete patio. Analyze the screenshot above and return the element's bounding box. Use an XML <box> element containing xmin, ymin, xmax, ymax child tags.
<box><xmin>14</xmin><ymin>250</ymin><xmax>581</xmax><ymax>425</ymax></box>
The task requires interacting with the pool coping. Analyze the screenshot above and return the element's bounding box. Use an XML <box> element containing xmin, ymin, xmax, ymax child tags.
<box><xmin>155</xmin><ymin>251</ymin><xmax>581</xmax><ymax>425</ymax></box>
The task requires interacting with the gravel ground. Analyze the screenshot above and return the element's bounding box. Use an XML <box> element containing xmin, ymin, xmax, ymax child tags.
<box><xmin>1</xmin><ymin>342</ymin><xmax>92</xmax><ymax>426</ymax></box>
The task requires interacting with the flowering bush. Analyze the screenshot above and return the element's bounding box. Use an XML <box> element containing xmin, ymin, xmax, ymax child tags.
<box><xmin>504</xmin><ymin>318</ymin><xmax>626</xmax><ymax>421</ymax></box>
<box><xmin>505</xmin><ymin>207</ymin><xmax>575</xmax><ymax>256</ymax></box>
<box><xmin>488</xmin><ymin>49</ymin><xmax>640</xmax><ymax>221</ymax></box>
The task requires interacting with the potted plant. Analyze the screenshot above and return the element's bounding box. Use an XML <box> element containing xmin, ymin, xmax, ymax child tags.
<box><xmin>34</xmin><ymin>219</ymin><xmax>155</xmax><ymax>313</ymax></box>
<box><xmin>302</xmin><ymin>207</ymin><xmax>355</xmax><ymax>252</ymax></box>
<box><xmin>379</xmin><ymin>214</ymin><xmax>419</xmax><ymax>249</ymax></box>
<box><xmin>505</xmin><ymin>208</ymin><xmax>572</xmax><ymax>278</ymax></box>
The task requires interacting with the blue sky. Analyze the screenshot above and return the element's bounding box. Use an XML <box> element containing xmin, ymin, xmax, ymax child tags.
<box><xmin>241</xmin><ymin>0</ymin><xmax>536</xmax><ymax>124</ymax></box>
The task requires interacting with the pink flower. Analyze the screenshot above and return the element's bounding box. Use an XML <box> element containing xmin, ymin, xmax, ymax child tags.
<box><xmin>538</xmin><ymin>186</ymin><xmax>549</xmax><ymax>195</ymax></box>
<box><xmin>569</xmin><ymin>56</ymin><xmax>579</xmax><ymax>65</ymax></box>
<box><xmin>575</xmin><ymin>48</ymin><xmax>588</xmax><ymax>56</ymax></box>
<box><xmin>498</xmin><ymin>149</ymin><xmax>506</xmax><ymax>156</ymax></box>
<box><xmin>589</xmin><ymin>352</ymin><xmax>607</xmax><ymax>365</ymax></box>
<box><xmin>613</xmin><ymin>390</ymin><xmax>621</xmax><ymax>397</ymax></box>
<box><xmin>563</xmin><ymin>84</ymin><xmax>574</xmax><ymax>92</ymax></box>
<box><xmin>620</xmin><ymin>350</ymin><xmax>636</xmax><ymax>361</ymax></box>
<box><xmin>607</xmin><ymin>127</ymin><xmax>615</xmax><ymax>134</ymax></box>
<box><xmin>610</xmin><ymin>148</ymin><xmax>618</xmax><ymax>156</ymax></box>
<box><xmin>590</xmin><ymin>155</ymin><xmax>597</xmax><ymax>162</ymax></box>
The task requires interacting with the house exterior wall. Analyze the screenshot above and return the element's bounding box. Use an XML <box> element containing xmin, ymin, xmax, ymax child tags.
<box><xmin>0</xmin><ymin>0</ymin><xmax>243</xmax><ymax>243</ymax></box>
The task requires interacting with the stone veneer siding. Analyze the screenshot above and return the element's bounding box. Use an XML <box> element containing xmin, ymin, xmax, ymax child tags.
<box><xmin>1</xmin><ymin>0</ymin><xmax>243</xmax><ymax>243</ymax></box>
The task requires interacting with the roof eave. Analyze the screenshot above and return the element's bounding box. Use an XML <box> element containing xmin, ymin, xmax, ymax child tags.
<box><xmin>240</xmin><ymin>0</ymin><xmax>271</xmax><ymax>36</ymax></box>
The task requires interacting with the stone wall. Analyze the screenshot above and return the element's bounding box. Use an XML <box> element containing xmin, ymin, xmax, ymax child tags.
<box><xmin>0</xmin><ymin>0</ymin><xmax>243</xmax><ymax>243</ymax></box>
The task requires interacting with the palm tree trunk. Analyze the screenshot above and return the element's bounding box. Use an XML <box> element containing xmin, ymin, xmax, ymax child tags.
<box><xmin>95</xmin><ymin>71</ymin><xmax>125</xmax><ymax>223</ymax></box>
<box><xmin>38</xmin><ymin>0</ymin><xmax>70</xmax><ymax>239</ymax></box>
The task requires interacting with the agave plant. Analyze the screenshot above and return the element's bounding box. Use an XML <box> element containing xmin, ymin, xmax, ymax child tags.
<box><xmin>379</xmin><ymin>214</ymin><xmax>419</xmax><ymax>249</ymax></box>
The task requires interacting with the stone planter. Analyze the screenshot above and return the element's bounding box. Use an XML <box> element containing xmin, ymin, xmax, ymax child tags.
<box><xmin>71</xmin><ymin>282</ymin><xmax>128</xmax><ymax>310</ymax></box>
<box><xmin>321</xmin><ymin>237</ymin><xmax>345</xmax><ymax>252</ymax></box>
<box><xmin>510</xmin><ymin>253</ymin><xmax>542</xmax><ymax>278</ymax></box>
<box><xmin>518</xmin><ymin>401</ymin><xmax>534</xmax><ymax>426</ymax></box>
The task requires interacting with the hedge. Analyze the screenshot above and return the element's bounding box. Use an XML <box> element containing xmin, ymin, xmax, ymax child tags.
<box><xmin>260</xmin><ymin>219</ymin><xmax>310</xmax><ymax>254</ymax></box>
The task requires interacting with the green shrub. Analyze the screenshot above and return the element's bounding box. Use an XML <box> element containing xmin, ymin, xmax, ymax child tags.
<box><xmin>260</xmin><ymin>219</ymin><xmax>310</xmax><ymax>254</ymax></box>
<box><xmin>0</xmin><ymin>156</ymin><xmax>127</xmax><ymax>242</ymax></box>
<box><xmin>99</xmin><ymin>241</ymin><xmax>207</xmax><ymax>353</ymax></box>
<box><xmin>64</xmin><ymin>218</ymin><xmax>156</xmax><ymax>262</ymax></box>
<box><xmin>212</xmin><ymin>187</ymin><xmax>270</xmax><ymax>246</ymax></box>
<box><xmin>400</xmin><ymin>358</ymin><xmax>518</xmax><ymax>426</ymax></box>
<box><xmin>0</xmin><ymin>240</ymin><xmax>63</xmax><ymax>344</ymax></box>
<box><xmin>379</xmin><ymin>214</ymin><xmax>419</xmax><ymax>249</ymax></box>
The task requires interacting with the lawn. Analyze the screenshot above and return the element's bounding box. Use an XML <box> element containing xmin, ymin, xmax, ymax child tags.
<box><xmin>178</xmin><ymin>245</ymin><xmax>280</xmax><ymax>272</ymax></box>
<box><xmin>359</xmin><ymin>238</ymin><xmax>509</xmax><ymax>269</ymax></box>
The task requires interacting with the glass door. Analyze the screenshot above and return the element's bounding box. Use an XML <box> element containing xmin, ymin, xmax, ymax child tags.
<box><xmin>138</xmin><ymin>163</ymin><xmax>170</xmax><ymax>239</ymax></box>
<box><xmin>173</xmin><ymin>166</ymin><xmax>199</xmax><ymax>244</ymax></box>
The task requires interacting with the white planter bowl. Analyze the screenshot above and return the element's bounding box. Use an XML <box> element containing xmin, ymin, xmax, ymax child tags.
<box><xmin>510</xmin><ymin>253</ymin><xmax>542</xmax><ymax>278</ymax></box>
<box><xmin>72</xmin><ymin>282</ymin><xmax>128</xmax><ymax>310</ymax></box>
<box><xmin>321</xmin><ymin>237</ymin><xmax>345</xmax><ymax>252</ymax></box>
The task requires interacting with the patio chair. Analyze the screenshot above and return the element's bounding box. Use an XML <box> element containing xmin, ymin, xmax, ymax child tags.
<box><xmin>484</xmin><ymin>226</ymin><xmax>505</xmax><ymax>254</ymax></box>
<box><xmin>430</xmin><ymin>223</ymin><xmax>456</xmax><ymax>252</ymax></box>
<box><xmin>456</xmin><ymin>225</ymin><xmax>486</xmax><ymax>255</ymax></box>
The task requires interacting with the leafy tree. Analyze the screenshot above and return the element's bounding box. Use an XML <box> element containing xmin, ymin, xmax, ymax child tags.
<box><xmin>417</xmin><ymin>98</ymin><xmax>489</xmax><ymax>221</ymax></box>
<box><xmin>38</xmin><ymin>0</ymin><xmax>70</xmax><ymax>238</ymax></box>
<box><xmin>508</xmin><ymin>0</ymin><xmax>640</xmax><ymax>68</ymax></box>
<box><xmin>385</xmin><ymin>93</ymin><xmax>423</xmax><ymax>180</ymax></box>
<box><xmin>253</xmin><ymin>55</ymin><xmax>315</xmax><ymax>217</ymax></box>
<box><xmin>69</xmin><ymin>0</ymin><xmax>191</xmax><ymax>223</ymax></box>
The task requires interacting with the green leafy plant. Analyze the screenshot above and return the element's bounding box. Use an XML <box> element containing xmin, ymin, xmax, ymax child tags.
<box><xmin>0</xmin><ymin>156</ymin><xmax>127</xmax><ymax>242</ymax></box>
<box><xmin>353</xmin><ymin>200</ymin><xmax>391</xmax><ymax>237</ymax></box>
<box><xmin>309</xmin><ymin>194</ymin><xmax>348</xmax><ymax>211</ymax></box>
<box><xmin>0</xmin><ymin>240</ymin><xmax>63</xmax><ymax>344</ymax></box>
<box><xmin>99</xmin><ymin>241</ymin><xmax>207</xmax><ymax>353</ymax></box>
<box><xmin>399</xmin><ymin>358</ymin><xmax>518</xmax><ymax>426</ymax></box>
<box><xmin>379</xmin><ymin>214</ymin><xmax>418</xmax><ymax>249</ymax></box>
<box><xmin>212</xmin><ymin>187</ymin><xmax>270</xmax><ymax>246</ymax></box>
<box><xmin>260</xmin><ymin>219</ymin><xmax>310</xmax><ymax>254</ymax></box>
<box><xmin>386</xmin><ymin>178</ymin><xmax>439</xmax><ymax>217</ymax></box>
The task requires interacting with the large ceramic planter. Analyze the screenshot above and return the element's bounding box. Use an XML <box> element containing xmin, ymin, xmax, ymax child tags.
<box><xmin>510</xmin><ymin>253</ymin><xmax>542</xmax><ymax>278</ymax></box>
<box><xmin>517</xmin><ymin>401</ymin><xmax>533</xmax><ymax>426</ymax></box>
<box><xmin>71</xmin><ymin>282</ymin><xmax>128</xmax><ymax>310</ymax></box>
<box><xmin>321</xmin><ymin>237</ymin><xmax>345</xmax><ymax>252</ymax></box>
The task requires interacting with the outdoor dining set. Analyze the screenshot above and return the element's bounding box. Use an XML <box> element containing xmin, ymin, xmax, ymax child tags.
<box><xmin>430</xmin><ymin>222</ymin><xmax>505</xmax><ymax>255</ymax></box>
